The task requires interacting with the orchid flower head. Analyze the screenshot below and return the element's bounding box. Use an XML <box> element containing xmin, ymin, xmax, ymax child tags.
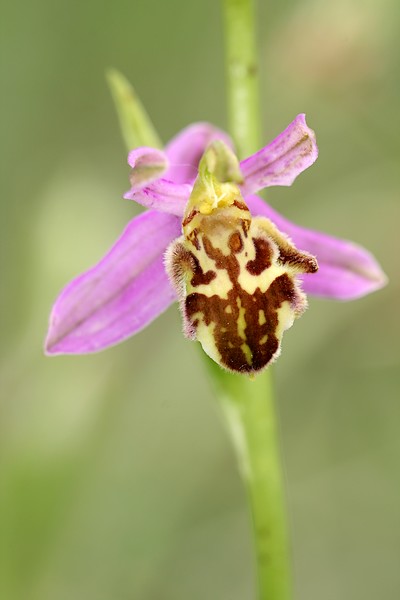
<box><xmin>45</xmin><ymin>115</ymin><xmax>387</xmax><ymax>374</ymax></box>
<box><xmin>165</xmin><ymin>140</ymin><xmax>318</xmax><ymax>374</ymax></box>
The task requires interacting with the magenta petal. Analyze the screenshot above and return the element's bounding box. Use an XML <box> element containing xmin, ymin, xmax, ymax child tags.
<box><xmin>127</xmin><ymin>147</ymin><xmax>168</xmax><ymax>188</ymax></box>
<box><xmin>247</xmin><ymin>195</ymin><xmax>387</xmax><ymax>300</ymax></box>
<box><xmin>164</xmin><ymin>122</ymin><xmax>234</xmax><ymax>184</ymax></box>
<box><xmin>45</xmin><ymin>211</ymin><xmax>180</xmax><ymax>355</ymax></box>
<box><xmin>240</xmin><ymin>114</ymin><xmax>318</xmax><ymax>195</ymax></box>
<box><xmin>124</xmin><ymin>178</ymin><xmax>190</xmax><ymax>217</ymax></box>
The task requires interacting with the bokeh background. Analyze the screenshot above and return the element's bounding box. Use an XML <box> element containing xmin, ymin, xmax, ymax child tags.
<box><xmin>1</xmin><ymin>0</ymin><xmax>399</xmax><ymax>598</ymax></box>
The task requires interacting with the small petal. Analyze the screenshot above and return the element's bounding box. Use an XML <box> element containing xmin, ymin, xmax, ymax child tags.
<box><xmin>240</xmin><ymin>114</ymin><xmax>318</xmax><ymax>195</ymax></box>
<box><xmin>45</xmin><ymin>211</ymin><xmax>180</xmax><ymax>355</ymax></box>
<box><xmin>164</xmin><ymin>122</ymin><xmax>234</xmax><ymax>184</ymax></box>
<box><xmin>126</xmin><ymin>147</ymin><xmax>168</xmax><ymax>188</ymax></box>
<box><xmin>247</xmin><ymin>195</ymin><xmax>387</xmax><ymax>300</ymax></box>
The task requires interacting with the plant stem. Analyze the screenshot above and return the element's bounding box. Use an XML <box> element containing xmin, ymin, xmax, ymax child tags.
<box><xmin>214</xmin><ymin>1</ymin><xmax>292</xmax><ymax>599</ymax></box>
<box><xmin>222</xmin><ymin>0</ymin><xmax>262</xmax><ymax>156</ymax></box>
<box><xmin>208</xmin><ymin>362</ymin><xmax>291</xmax><ymax>600</ymax></box>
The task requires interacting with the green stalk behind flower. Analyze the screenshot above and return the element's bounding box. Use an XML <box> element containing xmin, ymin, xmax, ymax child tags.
<box><xmin>218</xmin><ymin>0</ymin><xmax>292</xmax><ymax>598</ymax></box>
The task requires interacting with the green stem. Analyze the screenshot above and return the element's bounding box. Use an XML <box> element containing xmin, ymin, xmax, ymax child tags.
<box><xmin>222</xmin><ymin>0</ymin><xmax>262</xmax><ymax>156</ymax></box>
<box><xmin>208</xmin><ymin>362</ymin><xmax>291</xmax><ymax>600</ymax></box>
<box><xmin>211</xmin><ymin>1</ymin><xmax>292</xmax><ymax>599</ymax></box>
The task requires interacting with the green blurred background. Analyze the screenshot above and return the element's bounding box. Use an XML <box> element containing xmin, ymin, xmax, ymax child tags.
<box><xmin>1</xmin><ymin>0</ymin><xmax>399</xmax><ymax>598</ymax></box>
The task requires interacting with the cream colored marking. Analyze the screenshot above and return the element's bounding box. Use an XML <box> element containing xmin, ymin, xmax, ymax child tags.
<box><xmin>188</xmin><ymin>268</ymin><xmax>232</xmax><ymax>299</ymax></box>
<box><xmin>238</xmin><ymin>261</ymin><xmax>287</xmax><ymax>296</ymax></box>
<box><xmin>236</xmin><ymin>298</ymin><xmax>247</xmax><ymax>343</ymax></box>
<box><xmin>194</xmin><ymin>320</ymin><xmax>221</xmax><ymax>366</ymax></box>
<box><xmin>202</xmin><ymin>229</ymin><xmax>233</xmax><ymax>255</ymax></box>
<box><xmin>225</xmin><ymin>305</ymin><xmax>232</xmax><ymax>314</ymax></box>
<box><xmin>258</xmin><ymin>310</ymin><xmax>266</xmax><ymax>325</ymax></box>
<box><xmin>260</xmin><ymin>334</ymin><xmax>268</xmax><ymax>345</ymax></box>
<box><xmin>240</xmin><ymin>342</ymin><xmax>252</xmax><ymax>365</ymax></box>
<box><xmin>275</xmin><ymin>302</ymin><xmax>296</xmax><ymax>340</ymax></box>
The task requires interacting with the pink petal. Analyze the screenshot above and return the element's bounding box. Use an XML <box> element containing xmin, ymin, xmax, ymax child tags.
<box><xmin>124</xmin><ymin>178</ymin><xmax>190</xmax><ymax>217</ymax></box>
<box><xmin>247</xmin><ymin>195</ymin><xmax>387</xmax><ymax>300</ymax></box>
<box><xmin>240</xmin><ymin>114</ymin><xmax>318</xmax><ymax>195</ymax></box>
<box><xmin>127</xmin><ymin>147</ymin><xmax>168</xmax><ymax>188</ymax></box>
<box><xmin>164</xmin><ymin>122</ymin><xmax>234</xmax><ymax>184</ymax></box>
<box><xmin>45</xmin><ymin>210</ymin><xmax>180</xmax><ymax>355</ymax></box>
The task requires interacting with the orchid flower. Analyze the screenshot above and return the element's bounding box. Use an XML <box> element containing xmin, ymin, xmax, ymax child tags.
<box><xmin>45</xmin><ymin>115</ymin><xmax>386</xmax><ymax>373</ymax></box>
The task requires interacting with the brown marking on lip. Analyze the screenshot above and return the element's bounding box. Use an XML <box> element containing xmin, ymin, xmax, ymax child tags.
<box><xmin>241</xmin><ymin>219</ymin><xmax>250</xmax><ymax>237</ymax></box>
<box><xmin>188</xmin><ymin>252</ymin><xmax>217</xmax><ymax>287</ymax></box>
<box><xmin>246</xmin><ymin>237</ymin><xmax>273</xmax><ymax>275</ymax></box>
<box><xmin>202</xmin><ymin>235</ymin><xmax>240</xmax><ymax>282</ymax></box>
<box><xmin>228</xmin><ymin>231</ymin><xmax>243</xmax><ymax>254</ymax></box>
<box><xmin>188</xmin><ymin>228</ymin><xmax>200</xmax><ymax>250</ymax></box>
<box><xmin>182</xmin><ymin>209</ymin><xmax>198</xmax><ymax>227</ymax></box>
<box><xmin>233</xmin><ymin>199</ymin><xmax>249</xmax><ymax>211</ymax></box>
